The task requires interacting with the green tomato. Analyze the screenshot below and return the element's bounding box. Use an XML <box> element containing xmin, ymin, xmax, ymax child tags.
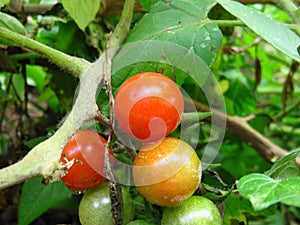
<box><xmin>79</xmin><ymin>182</ymin><xmax>134</xmax><ymax>225</ymax></box>
<box><xmin>127</xmin><ymin>220</ymin><xmax>156</xmax><ymax>225</ymax></box>
<box><xmin>161</xmin><ymin>196</ymin><xmax>222</xmax><ymax>225</ymax></box>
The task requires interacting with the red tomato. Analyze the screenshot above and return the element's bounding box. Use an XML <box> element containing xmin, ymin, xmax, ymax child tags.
<box><xmin>60</xmin><ymin>130</ymin><xmax>113</xmax><ymax>191</ymax></box>
<box><xmin>114</xmin><ymin>72</ymin><xmax>184</xmax><ymax>143</ymax></box>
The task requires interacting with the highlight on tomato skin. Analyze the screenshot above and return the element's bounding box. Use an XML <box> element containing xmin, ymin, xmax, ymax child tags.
<box><xmin>60</xmin><ymin>130</ymin><xmax>113</xmax><ymax>192</ymax></box>
<box><xmin>114</xmin><ymin>72</ymin><xmax>184</xmax><ymax>143</ymax></box>
<box><xmin>132</xmin><ymin>137</ymin><xmax>201</xmax><ymax>207</ymax></box>
<box><xmin>161</xmin><ymin>196</ymin><xmax>222</xmax><ymax>225</ymax></box>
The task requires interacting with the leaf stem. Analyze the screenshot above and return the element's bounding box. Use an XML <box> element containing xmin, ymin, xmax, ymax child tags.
<box><xmin>209</xmin><ymin>19</ymin><xmax>300</xmax><ymax>32</ymax></box>
<box><xmin>0</xmin><ymin>27</ymin><xmax>91</xmax><ymax>77</ymax></box>
<box><xmin>108</xmin><ymin>0</ymin><xmax>135</xmax><ymax>48</ymax></box>
<box><xmin>102</xmin><ymin>0</ymin><xmax>135</xmax><ymax>224</ymax></box>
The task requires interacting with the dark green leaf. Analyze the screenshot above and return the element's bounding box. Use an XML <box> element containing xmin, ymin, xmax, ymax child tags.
<box><xmin>125</xmin><ymin>0</ymin><xmax>222</xmax><ymax>66</ymax></box>
<box><xmin>139</xmin><ymin>0</ymin><xmax>159</xmax><ymax>11</ymax></box>
<box><xmin>216</xmin><ymin>0</ymin><xmax>300</xmax><ymax>61</ymax></box>
<box><xmin>224</xmin><ymin>195</ymin><xmax>276</xmax><ymax>225</ymax></box>
<box><xmin>18</xmin><ymin>177</ymin><xmax>72</xmax><ymax>225</ymax></box>
<box><xmin>0</xmin><ymin>85</ymin><xmax>8</xmax><ymax>99</ymax></box>
<box><xmin>221</xmin><ymin>69</ymin><xmax>256</xmax><ymax>116</ymax></box>
<box><xmin>238</xmin><ymin>173</ymin><xmax>300</xmax><ymax>211</ymax></box>
<box><xmin>61</xmin><ymin>0</ymin><xmax>101</xmax><ymax>30</ymax></box>
<box><xmin>12</xmin><ymin>74</ymin><xmax>25</xmax><ymax>101</ymax></box>
<box><xmin>0</xmin><ymin>12</ymin><xmax>25</xmax><ymax>34</ymax></box>
<box><xmin>0</xmin><ymin>0</ymin><xmax>10</xmax><ymax>8</ymax></box>
<box><xmin>266</xmin><ymin>149</ymin><xmax>300</xmax><ymax>180</ymax></box>
<box><xmin>26</xmin><ymin>65</ymin><xmax>47</xmax><ymax>92</ymax></box>
<box><xmin>220</xmin><ymin>142</ymin><xmax>271</xmax><ymax>179</ymax></box>
<box><xmin>24</xmin><ymin>136</ymin><xmax>49</xmax><ymax>148</ymax></box>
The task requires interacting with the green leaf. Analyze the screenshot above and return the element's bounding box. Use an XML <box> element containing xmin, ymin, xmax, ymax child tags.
<box><xmin>0</xmin><ymin>85</ymin><xmax>8</xmax><ymax>99</ymax></box>
<box><xmin>125</xmin><ymin>0</ymin><xmax>222</xmax><ymax>66</ymax></box>
<box><xmin>61</xmin><ymin>0</ymin><xmax>101</xmax><ymax>30</ymax></box>
<box><xmin>224</xmin><ymin>195</ymin><xmax>276</xmax><ymax>225</ymax></box>
<box><xmin>18</xmin><ymin>177</ymin><xmax>72</xmax><ymax>225</ymax></box>
<box><xmin>221</xmin><ymin>69</ymin><xmax>256</xmax><ymax>116</ymax></box>
<box><xmin>26</xmin><ymin>65</ymin><xmax>47</xmax><ymax>92</ymax></box>
<box><xmin>0</xmin><ymin>12</ymin><xmax>26</xmax><ymax>45</ymax></box>
<box><xmin>0</xmin><ymin>0</ymin><xmax>10</xmax><ymax>9</ymax></box>
<box><xmin>139</xmin><ymin>0</ymin><xmax>159</xmax><ymax>11</ymax></box>
<box><xmin>24</xmin><ymin>136</ymin><xmax>49</xmax><ymax>148</ymax></box>
<box><xmin>266</xmin><ymin>149</ymin><xmax>300</xmax><ymax>180</ymax></box>
<box><xmin>238</xmin><ymin>173</ymin><xmax>300</xmax><ymax>211</ymax></box>
<box><xmin>216</xmin><ymin>0</ymin><xmax>300</xmax><ymax>61</ymax></box>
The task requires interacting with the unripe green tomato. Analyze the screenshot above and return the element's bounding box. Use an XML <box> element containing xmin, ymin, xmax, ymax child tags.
<box><xmin>161</xmin><ymin>196</ymin><xmax>222</xmax><ymax>225</ymax></box>
<box><xmin>127</xmin><ymin>220</ymin><xmax>156</xmax><ymax>225</ymax></box>
<box><xmin>78</xmin><ymin>182</ymin><xmax>134</xmax><ymax>225</ymax></box>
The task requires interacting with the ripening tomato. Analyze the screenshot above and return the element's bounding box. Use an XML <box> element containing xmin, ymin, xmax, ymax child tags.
<box><xmin>133</xmin><ymin>138</ymin><xmax>201</xmax><ymax>206</ymax></box>
<box><xmin>114</xmin><ymin>72</ymin><xmax>184</xmax><ymax>143</ymax></box>
<box><xmin>79</xmin><ymin>182</ymin><xmax>134</xmax><ymax>225</ymax></box>
<box><xmin>60</xmin><ymin>130</ymin><xmax>113</xmax><ymax>191</ymax></box>
<box><xmin>161</xmin><ymin>196</ymin><xmax>222</xmax><ymax>225</ymax></box>
<box><xmin>127</xmin><ymin>220</ymin><xmax>156</xmax><ymax>225</ymax></box>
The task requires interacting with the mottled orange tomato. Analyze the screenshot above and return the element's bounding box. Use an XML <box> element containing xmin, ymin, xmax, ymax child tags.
<box><xmin>133</xmin><ymin>138</ymin><xmax>201</xmax><ymax>206</ymax></box>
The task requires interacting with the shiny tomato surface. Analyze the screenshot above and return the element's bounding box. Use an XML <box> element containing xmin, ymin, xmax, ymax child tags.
<box><xmin>114</xmin><ymin>72</ymin><xmax>184</xmax><ymax>143</ymax></box>
<box><xmin>60</xmin><ymin>130</ymin><xmax>113</xmax><ymax>191</ymax></box>
<box><xmin>133</xmin><ymin>138</ymin><xmax>201</xmax><ymax>206</ymax></box>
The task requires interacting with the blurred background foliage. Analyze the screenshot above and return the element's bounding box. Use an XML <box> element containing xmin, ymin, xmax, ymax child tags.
<box><xmin>0</xmin><ymin>0</ymin><xmax>299</xmax><ymax>224</ymax></box>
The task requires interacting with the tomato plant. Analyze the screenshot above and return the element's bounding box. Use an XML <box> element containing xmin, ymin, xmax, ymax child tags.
<box><xmin>114</xmin><ymin>72</ymin><xmax>184</xmax><ymax>143</ymax></box>
<box><xmin>60</xmin><ymin>130</ymin><xmax>113</xmax><ymax>191</ymax></box>
<box><xmin>78</xmin><ymin>182</ymin><xmax>134</xmax><ymax>225</ymax></box>
<box><xmin>133</xmin><ymin>137</ymin><xmax>201</xmax><ymax>206</ymax></box>
<box><xmin>1</xmin><ymin>0</ymin><xmax>300</xmax><ymax>224</ymax></box>
<box><xmin>161</xmin><ymin>196</ymin><xmax>222</xmax><ymax>225</ymax></box>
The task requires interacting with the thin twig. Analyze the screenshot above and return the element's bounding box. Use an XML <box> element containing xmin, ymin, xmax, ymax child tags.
<box><xmin>102</xmin><ymin>0</ymin><xmax>135</xmax><ymax>224</ymax></box>
<box><xmin>194</xmin><ymin>101</ymin><xmax>300</xmax><ymax>167</ymax></box>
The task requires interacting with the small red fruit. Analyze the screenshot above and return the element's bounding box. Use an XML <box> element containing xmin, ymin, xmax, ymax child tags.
<box><xmin>114</xmin><ymin>72</ymin><xmax>184</xmax><ymax>143</ymax></box>
<box><xmin>60</xmin><ymin>130</ymin><xmax>113</xmax><ymax>191</ymax></box>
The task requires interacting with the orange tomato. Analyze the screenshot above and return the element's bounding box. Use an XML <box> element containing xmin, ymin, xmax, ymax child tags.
<box><xmin>133</xmin><ymin>138</ymin><xmax>201</xmax><ymax>206</ymax></box>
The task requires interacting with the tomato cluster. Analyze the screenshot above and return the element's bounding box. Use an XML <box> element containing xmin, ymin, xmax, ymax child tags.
<box><xmin>60</xmin><ymin>72</ymin><xmax>221</xmax><ymax>224</ymax></box>
<box><xmin>114</xmin><ymin>72</ymin><xmax>202</xmax><ymax>207</ymax></box>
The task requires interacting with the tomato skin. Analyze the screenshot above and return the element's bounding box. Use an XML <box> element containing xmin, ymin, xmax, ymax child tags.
<box><xmin>78</xmin><ymin>182</ymin><xmax>134</xmax><ymax>225</ymax></box>
<box><xmin>114</xmin><ymin>72</ymin><xmax>184</xmax><ymax>143</ymax></box>
<box><xmin>161</xmin><ymin>196</ymin><xmax>222</xmax><ymax>225</ymax></box>
<box><xmin>127</xmin><ymin>220</ymin><xmax>156</xmax><ymax>225</ymax></box>
<box><xmin>133</xmin><ymin>138</ymin><xmax>201</xmax><ymax>206</ymax></box>
<box><xmin>60</xmin><ymin>130</ymin><xmax>113</xmax><ymax>191</ymax></box>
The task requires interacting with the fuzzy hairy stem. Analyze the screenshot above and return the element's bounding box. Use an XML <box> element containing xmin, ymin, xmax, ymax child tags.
<box><xmin>0</xmin><ymin>27</ymin><xmax>90</xmax><ymax>77</ymax></box>
<box><xmin>0</xmin><ymin>53</ymin><xmax>108</xmax><ymax>190</ymax></box>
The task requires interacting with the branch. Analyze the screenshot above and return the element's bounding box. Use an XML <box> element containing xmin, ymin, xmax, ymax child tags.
<box><xmin>0</xmin><ymin>27</ymin><xmax>90</xmax><ymax>77</ymax></box>
<box><xmin>5</xmin><ymin>0</ymin><xmax>300</xmax><ymax>17</ymax></box>
<box><xmin>209</xmin><ymin>19</ymin><xmax>300</xmax><ymax>32</ymax></box>
<box><xmin>0</xmin><ymin>54</ymin><xmax>109</xmax><ymax>190</ymax></box>
<box><xmin>194</xmin><ymin>102</ymin><xmax>300</xmax><ymax>166</ymax></box>
<box><xmin>102</xmin><ymin>0</ymin><xmax>135</xmax><ymax>224</ymax></box>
